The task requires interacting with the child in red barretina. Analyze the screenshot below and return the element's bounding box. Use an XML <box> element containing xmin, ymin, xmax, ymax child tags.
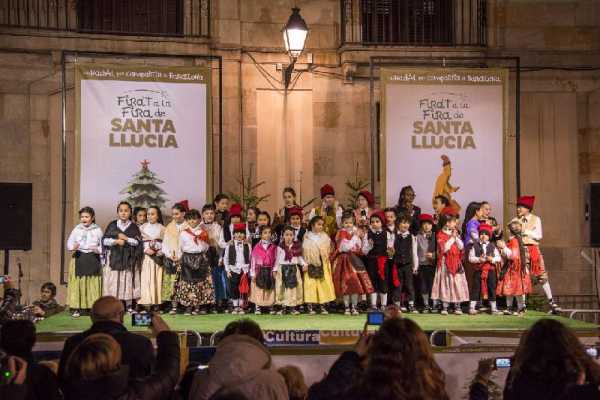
<box><xmin>223</xmin><ymin>223</ymin><xmax>251</xmax><ymax>314</ymax></box>
<box><xmin>467</xmin><ymin>223</ymin><xmax>501</xmax><ymax>315</ymax></box>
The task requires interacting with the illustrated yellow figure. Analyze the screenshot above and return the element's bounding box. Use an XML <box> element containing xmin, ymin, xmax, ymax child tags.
<box><xmin>432</xmin><ymin>155</ymin><xmax>461</xmax><ymax>213</ymax></box>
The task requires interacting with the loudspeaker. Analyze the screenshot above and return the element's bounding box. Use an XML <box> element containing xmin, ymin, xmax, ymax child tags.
<box><xmin>588</xmin><ymin>183</ymin><xmax>600</xmax><ymax>248</ymax></box>
<box><xmin>0</xmin><ymin>183</ymin><xmax>32</xmax><ymax>250</ymax></box>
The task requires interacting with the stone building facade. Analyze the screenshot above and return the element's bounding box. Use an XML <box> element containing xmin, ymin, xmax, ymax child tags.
<box><xmin>0</xmin><ymin>0</ymin><xmax>599</xmax><ymax>303</ymax></box>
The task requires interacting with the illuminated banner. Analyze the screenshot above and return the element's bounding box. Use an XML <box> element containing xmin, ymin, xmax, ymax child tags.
<box><xmin>75</xmin><ymin>64</ymin><xmax>211</xmax><ymax>226</ymax></box>
<box><xmin>381</xmin><ymin>68</ymin><xmax>508</xmax><ymax>221</ymax></box>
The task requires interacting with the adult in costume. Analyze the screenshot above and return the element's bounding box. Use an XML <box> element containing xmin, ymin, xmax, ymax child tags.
<box><xmin>308</xmin><ymin>184</ymin><xmax>343</xmax><ymax>240</ymax></box>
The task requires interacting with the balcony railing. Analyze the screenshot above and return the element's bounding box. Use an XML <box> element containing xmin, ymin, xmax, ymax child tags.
<box><xmin>341</xmin><ymin>0</ymin><xmax>486</xmax><ymax>46</ymax></box>
<box><xmin>0</xmin><ymin>0</ymin><xmax>210</xmax><ymax>38</ymax></box>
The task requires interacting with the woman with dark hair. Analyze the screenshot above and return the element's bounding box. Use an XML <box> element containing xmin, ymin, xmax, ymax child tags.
<box><xmin>395</xmin><ymin>185</ymin><xmax>422</xmax><ymax>235</ymax></box>
<box><xmin>277</xmin><ymin>187</ymin><xmax>300</xmax><ymax>225</ymax></box>
<box><xmin>470</xmin><ymin>319</ymin><xmax>600</xmax><ymax>400</ymax></box>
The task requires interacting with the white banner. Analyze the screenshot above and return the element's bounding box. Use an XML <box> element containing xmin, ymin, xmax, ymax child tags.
<box><xmin>382</xmin><ymin>68</ymin><xmax>508</xmax><ymax>222</ymax></box>
<box><xmin>76</xmin><ymin>64</ymin><xmax>211</xmax><ymax>227</ymax></box>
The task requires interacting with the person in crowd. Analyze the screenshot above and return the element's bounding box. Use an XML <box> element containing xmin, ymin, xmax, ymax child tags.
<box><xmin>363</xmin><ymin>211</ymin><xmax>397</xmax><ymax>311</ymax></box>
<box><xmin>468</xmin><ymin>224</ymin><xmax>501</xmax><ymax>315</ymax></box>
<box><xmin>394</xmin><ymin>185</ymin><xmax>421</xmax><ymax>235</ymax></box>
<box><xmin>139</xmin><ymin>206</ymin><xmax>165</xmax><ymax>312</ymax></box>
<box><xmin>0</xmin><ymin>278</ymin><xmax>20</xmax><ymax>326</ymax></box>
<box><xmin>302</xmin><ymin>216</ymin><xmax>336</xmax><ymax>314</ymax></box>
<box><xmin>223</xmin><ymin>203</ymin><xmax>243</xmax><ymax>243</ymax></box>
<box><xmin>189</xmin><ymin>319</ymin><xmax>289</xmax><ymax>400</ymax></box>
<box><xmin>469</xmin><ymin>319</ymin><xmax>600</xmax><ymax>400</ymax></box>
<box><xmin>161</xmin><ymin>201</ymin><xmax>188</xmax><ymax>314</ymax></box>
<box><xmin>223</xmin><ymin>224</ymin><xmax>251</xmax><ymax>315</ymax></box>
<box><xmin>0</xmin><ymin>319</ymin><xmax>61</xmax><ymax>400</ymax></box>
<box><xmin>102</xmin><ymin>201</ymin><xmax>143</xmax><ymax>313</ymax></box>
<box><xmin>353</xmin><ymin>190</ymin><xmax>375</xmax><ymax>229</ymax></box>
<box><xmin>214</xmin><ymin>193</ymin><xmax>231</xmax><ymax>227</ymax></box>
<box><xmin>432</xmin><ymin>195</ymin><xmax>450</xmax><ymax>225</ymax></box>
<box><xmin>278</xmin><ymin>365</ymin><xmax>308</xmax><ymax>400</ymax></box>
<box><xmin>462</xmin><ymin>201</ymin><xmax>484</xmax><ymax>304</ymax></box>
<box><xmin>480</xmin><ymin>201</ymin><xmax>503</xmax><ymax>241</ymax></box>
<box><xmin>287</xmin><ymin>206</ymin><xmax>307</xmax><ymax>243</ymax></box>
<box><xmin>252</xmin><ymin>211</ymin><xmax>276</xmax><ymax>247</ymax></box>
<box><xmin>0</xmin><ymin>355</ymin><xmax>28</xmax><ymax>400</ymax></box>
<box><xmin>132</xmin><ymin>207</ymin><xmax>147</xmax><ymax>226</ymax></box>
<box><xmin>392</xmin><ymin>214</ymin><xmax>419</xmax><ymax>313</ymax></box>
<box><xmin>416</xmin><ymin>214</ymin><xmax>437</xmax><ymax>313</ymax></box>
<box><xmin>31</xmin><ymin>282</ymin><xmax>64</xmax><ymax>319</ymax></box>
<box><xmin>275</xmin><ymin>187</ymin><xmax>301</xmax><ymax>227</ymax></box>
<box><xmin>246</xmin><ymin>206</ymin><xmax>260</xmax><ymax>239</ymax></box>
<box><xmin>332</xmin><ymin>212</ymin><xmax>373</xmax><ymax>315</ymax></box>
<box><xmin>200</xmin><ymin>204</ymin><xmax>229</xmax><ymax>313</ymax></box>
<box><xmin>496</xmin><ymin>220</ymin><xmax>532</xmax><ymax>315</ymax></box>
<box><xmin>62</xmin><ymin>313</ymin><xmax>179</xmax><ymax>400</ymax></box>
<box><xmin>275</xmin><ymin>226</ymin><xmax>306</xmax><ymax>315</ymax></box>
<box><xmin>66</xmin><ymin>206</ymin><xmax>103</xmax><ymax>318</ymax></box>
<box><xmin>175</xmin><ymin>209</ymin><xmax>214</xmax><ymax>315</ymax></box>
<box><xmin>58</xmin><ymin>296</ymin><xmax>155</xmax><ymax>383</ymax></box>
<box><xmin>308</xmin><ymin>184</ymin><xmax>343</xmax><ymax>240</ymax></box>
<box><xmin>513</xmin><ymin>195</ymin><xmax>561</xmax><ymax>313</ymax></box>
<box><xmin>250</xmin><ymin>225</ymin><xmax>278</xmax><ymax>315</ymax></box>
<box><xmin>431</xmin><ymin>207</ymin><xmax>470</xmax><ymax>314</ymax></box>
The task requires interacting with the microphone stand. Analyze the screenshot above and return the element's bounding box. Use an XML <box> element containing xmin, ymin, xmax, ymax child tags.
<box><xmin>17</xmin><ymin>261</ymin><xmax>23</xmax><ymax>306</ymax></box>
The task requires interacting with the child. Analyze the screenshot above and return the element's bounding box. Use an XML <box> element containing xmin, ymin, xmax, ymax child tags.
<box><xmin>363</xmin><ymin>211</ymin><xmax>398</xmax><ymax>311</ymax></box>
<box><xmin>467</xmin><ymin>224</ymin><xmax>501</xmax><ymax>315</ymax></box>
<box><xmin>512</xmin><ymin>195</ymin><xmax>560</xmax><ymax>313</ymax></box>
<box><xmin>431</xmin><ymin>207</ymin><xmax>469</xmax><ymax>315</ymax></box>
<box><xmin>139</xmin><ymin>206</ymin><xmax>165</xmax><ymax>311</ymax></box>
<box><xmin>250</xmin><ymin>225</ymin><xmax>278</xmax><ymax>314</ymax></box>
<box><xmin>214</xmin><ymin>193</ymin><xmax>231</xmax><ymax>227</ymax></box>
<box><xmin>416</xmin><ymin>214</ymin><xmax>436</xmax><ymax>313</ymax></box>
<box><xmin>276</xmin><ymin>187</ymin><xmax>301</xmax><ymax>225</ymax></box>
<box><xmin>66</xmin><ymin>206</ymin><xmax>103</xmax><ymax>317</ymax></box>
<box><xmin>251</xmin><ymin>211</ymin><xmax>274</xmax><ymax>247</ymax></box>
<box><xmin>102</xmin><ymin>202</ymin><xmax>143</xmax><ymax>313</ymax></box>
<box><xmin>175</xmin><ymin>209</ymin><xmax>214</xmax><ymax>315</ymax></box>
<box><xmin>161</xmin><ymin>201</ymin><xmax>188</xmax><ymax>314</ymax></box>
<box><xmin>288</xmin><ymin>206</ymin><xmax>306</xmax><ymax>243</ymax></box>
<box><xmin>353</xmin><ymin>190</ymin><xmax>375</xmax><ymax>229</ymax></box>
<box><xmin>393</xmin><ymin>214</ymin><xmax>419</xmax><ymax>313</ymax></box>
<box><xmin>32</xmin><ymin>282</ymin><xmax>64</xmax><ymax>319</ymax></box>
<box><xmin>246</xmin><ymin>207</ymin><xmax>260</xmax><ymax>237</ymax></box>
<box><xmin>200</xmin><ymin>204</ymin><xmax>228</xmax><ymax>313</ymax></box>
<box><xmin>133</xmin><ymin>207</ymin><xmax>147</xmax><ymax>226</ymax></box>
<box><xmin>332</xmin><ymin>212</ymin><xmax>374</xmax><ymax>315</ymax></box>
<box><xmin>223</xmin><ymin>223</ymin><xmax>252</xmax><ymax>314</ymax></box>
<box><xmin>432</xmin><ymin>195</ymin><xmax>450</xmax><ymax>226</ymax></box>
<box><xmin>497</xmin><ymin>220</ymin><xmax>532</xmax><ymax>315</ymax></box>
<box><xmin>223</xmin><ymin>203</ymin><xmax>243</xmax><ymax>243</ymax></box>
<box><xmin>384</xmin><ymin>207</ymin><xmax>397</xmax><ymax>234</ymax></box>
<box><xmin>302</xmin><ymin>216</ymin><xmax>336</xmax><ymax>314</ymax></box>
<box><xmin>276</xmin><ymin>226</ymin><xmax>306</xmax><ymax>314</ymax></box>
<box><xmin>308</xmin><ymin>184</ymin><xmax>343</xmax><ymax>240</ymax></box>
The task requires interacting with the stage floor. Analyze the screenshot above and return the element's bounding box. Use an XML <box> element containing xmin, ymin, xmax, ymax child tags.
<box><xmin>35</xmin><ymin>310</ymin><xmax>598</xmax><ymax>334</ymax></box>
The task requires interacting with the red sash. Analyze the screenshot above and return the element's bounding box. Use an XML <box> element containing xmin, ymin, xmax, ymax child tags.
<box><xmin>184</xmin><ymin>228</ymin><xmax>209</xmax><ymax>245</ymax></box>
<box><xmin>377</xmin><ymin>256</ymin><xmax>400</xmax><ymax>287</ymax></box>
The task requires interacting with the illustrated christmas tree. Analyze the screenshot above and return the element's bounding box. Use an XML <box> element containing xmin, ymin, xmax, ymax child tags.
<box><xmin>120</xmin><ymin>160</ymin><xmax>168</xmax><ymax>209</ymax></box>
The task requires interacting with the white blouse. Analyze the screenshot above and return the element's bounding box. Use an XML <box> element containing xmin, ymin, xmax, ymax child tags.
<box><xmin>102</xmin><ymin>220</ymin><xmax>139</xmax><ymax>247</ymax></box>
<box><xmin>66</xmin><ymin>223</ymin><xmax>103</xmax><ymax>253</ymax></box>
<box><xmin>179</xmin><ymin>225</ymin><xmax>209</xmax><ymax>255</ymax></box>
<box><xmin>276</xmin><ymin>245</ymin><xmax>307</xmax><ymax>266</ymax></box>
<box><xmin>140</xmin><ymin>222</ymin><xmax>164</xmax><ymax>251</ymax></box>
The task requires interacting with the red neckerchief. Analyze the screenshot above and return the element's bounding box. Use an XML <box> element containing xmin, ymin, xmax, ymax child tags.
<box><xmin>184</xmin><ymin>228</ymin><xmax>208</xmax><ymax>245</ymax></box>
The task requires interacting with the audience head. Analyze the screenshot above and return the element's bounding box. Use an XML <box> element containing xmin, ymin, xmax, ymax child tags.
<box><xmin>40</xmin><ymin>281</ymin><xmax>57</xmax><ymax>301</ymax></box>
<box><xmin>278</xmin><ymin>365</ymin><xmax>307</xmax><ymax>400</ymax></box>
<box><xmin>65</xmin><ymin>333</ymin><xmax>122</xmax><ymax>381</ymax></box>
<box><xmin>221</xmin><ymin>319</ymin><xmax>264</xmax><ymax>344</ymax></box>
<box><xmin>91</xmin><ymin>296</ymin><xmax>125</xmax><ymax>324</ymax></box>
<box><xmin>358</xmin><ymin>317</ymin><xmax>448</xmax><ymax>400</ymax></box>
<box><xmin>0</xmin><ymin>319</ymin><xmax>36</xmax><ymax>359</ymax></box>
<box><xmin>209</xmin><ymin>390</ymin><xmax>250</xmax><ymax>400</ymax></box>
<box><xmin>508</xmin><ymin>319</ymin><xmax>600</xmax><ymax>393</ymax></box>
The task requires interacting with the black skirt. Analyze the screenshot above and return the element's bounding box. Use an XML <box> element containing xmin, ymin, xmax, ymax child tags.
<box><xmin>73</xmin><ymin>251</ymin><xmax>101</xmax><ymax>277</ymax></box>
<box><xmin>181</xmin><ymin>252</ymin><xmax>211</xmax><ymax>282</ymax></box>
<box><xmin>281</xmin><ymin>264</ymin><xmax>299</xmax><ymax>289</ymax></box>
<box><xmin>255</xmin><ymin>266</ymin><xmax>275</xmax><ymax>290</ymax></box>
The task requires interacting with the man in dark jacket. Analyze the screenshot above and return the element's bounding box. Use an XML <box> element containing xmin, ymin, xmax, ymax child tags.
<box><xmin>58</xmin><ymin>295</ymin><xmax>155</xmax><ymax>383</ymax></box>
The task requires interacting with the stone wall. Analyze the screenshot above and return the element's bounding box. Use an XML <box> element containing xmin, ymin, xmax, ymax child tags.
<box><xmin>0</xmin><ymin>0</ymin><xmax>599</xmax><ymax>303</ymax></box>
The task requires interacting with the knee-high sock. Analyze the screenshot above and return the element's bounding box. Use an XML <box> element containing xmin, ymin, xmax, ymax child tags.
<box><xmin>351</xmin><ymin>294</ymin><xmax>359</xmax><ymax>307</ymax></box>
<box><xmin>506</xmin><ymin>295</ymin><xmax>514</xmax><ymax>309</ymax></box>
<box><xmin>542</xmin><ymin>281</ymin><xmax>553</xmax><ymax>301</ymax></box>
<box><xmin>517</xmin><ymin>295</ymin><xmax>525</xmax><ymax>310</ymax></box>
<box><xmin>370</xmin><ymin>293</ymin><xmax>378</xmax><ymax>307</ymax></box>
<box><xmin>343</xmin><ymin>295</ymin><xmax>350</xmax><ymax>308</ymax></box>
<box><xmin>379</xmin><ymin>293</ymin><xmax>388</xmax><ymax>307</ymax></box>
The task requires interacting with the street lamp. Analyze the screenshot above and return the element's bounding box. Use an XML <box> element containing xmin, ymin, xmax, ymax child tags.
<box><xmin>282</xmin><ymin>7</ymin><xmax>308</xmax><ymax>89</ymax></box>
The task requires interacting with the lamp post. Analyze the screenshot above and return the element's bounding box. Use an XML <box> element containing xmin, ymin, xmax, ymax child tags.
<box><xmin>282</xmin><ymin>7</ymin><xmax>308</xmax><ymax>89</ymax></box>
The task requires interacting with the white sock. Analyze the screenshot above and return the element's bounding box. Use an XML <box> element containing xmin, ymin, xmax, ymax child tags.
<box><xmin>379</xmin><ymin>293</ymin><xmax>388</xmax><ymax>306</ymax></box>
<box><xmin>351</xmin><ymin>294</ymin><xmax>359</xmax><ymax>308</ymax></box>
<box><xmin>506</xmin><ymin>296</ymin><xmax>514</xmax><ymax>309</ymax></box>
<box><xmin>408</xmin><ymin>301</ymin><xmax>414</xmax><ymax>306</ymax></box>
<box><xmin>470</xmin><ymin>301</ymin><xmax>477</xmax><ymax>310</ymax></box>
<box><xmin>490</xmin><ymin>301</ymin><xmax>497</xmax><ymax>311</ymax></box>
<box><xmin>517</xmin><ymin>295</ymin><xmax>525</xmax><ymax>310</ymax></box>
<box><xmin>442</xmin><ymin>302</ymin><xmax>449</xmax><ymax>310</ymax></box>
<box><xmin>422</xmin><ymin>294</ymin><xmax>430</xmax><ymax>306</ymax></box>
<box><xmin>343</xmin><ymin>295</ymin><xmax>350</xmax><ymax>308</ymax></box>
<box><xmin>233</xmin><ymin>299</ymin><xmax>239</xmax><ymax>307</ymax></box>
<box><xmin>542</xmin><ymin>282</ymin><xmax>553</xmax><ymax>301</ymax></box>
<box><xmin>370</xmin><ymin>293</ymin><xmax>378</xmax><ymax>307</ymax></box>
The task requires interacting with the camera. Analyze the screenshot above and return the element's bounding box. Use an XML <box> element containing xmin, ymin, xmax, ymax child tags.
<box><xmin>131</xmin><ymin>312</ymin><xmax>152</xmax><ymax>327</ymax></box>
<box><xmin>366</xmin><ymin>311</ymin><xmax>384</xmax><ymax>326</ymax></box>
<box><xmin>494</xmin><ymin>357</ymin><xmax>512</xmax><ymax>369</ymax></box>
<box><xmin>586</xmin><ymin>347</ymin><xmax>598</xmax><ymax>358</ymax></box>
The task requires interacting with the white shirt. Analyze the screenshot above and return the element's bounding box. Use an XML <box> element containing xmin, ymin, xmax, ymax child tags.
<box><xmin>66</xmin><ymin>223</ymin><xmax>103</xmax><ymax>253</ymax></box>
<box><xmin>361</xmin><ymin>228</ymin><xmax>385</xmax><ymax>255</ymax></box>
<box><xmin>442</xmin><ymin>228</ymin><xmax>464</xmax><ymax>253</ymax></box>
<box><xmin>200</xmin><ymin>221</ymin><xmax>227</xmax><ymax>249</ymax></box>
<box><xmin>468</xmin><ymin>241</ymin><xmax>501</xmax><ymax>264</ymax></box>
<box><xmin>102</xmin><ymin>220</ymin><xmax>139</xmax><ymax>247</ymax></box>
<box><xmin>223</xmin><ymin>240</ymin><xmax>251</xmax><ymax>274</ymax></box>
<box><xmin>179</xmin><ymin>225</ymin><xmax>209</xmax><ymax>255</ymax></box>
<box><xmin>276</xmin><ymin>245</ymin><xmax>307</xmax><ymax>267</ymax></box>
<box><xmin>140</xmin><ymin>222</ymin><xmax>164</xmax><ymax>252</ymax></box>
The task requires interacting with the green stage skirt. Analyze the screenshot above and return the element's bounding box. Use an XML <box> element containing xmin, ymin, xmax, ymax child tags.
<box><xmin>67</xmin><ymin>259</ymin><xmax>102</xmax><ymax>309</ymax></box>
<box><xmin>161</xmin><ymin>271</ymin><xmax>177</xmax><ymax>301</ymax></box>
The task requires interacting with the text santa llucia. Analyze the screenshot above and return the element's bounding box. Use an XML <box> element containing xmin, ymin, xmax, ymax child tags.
<box><xmin>109</xmin><ymin>118</ymin><xmax>178</xmax><ymax>148</ymax></box>
<box><xmin>411</xmin><ymin>120</ymin><xmax>476</xmax><ymax>150</ymax></box>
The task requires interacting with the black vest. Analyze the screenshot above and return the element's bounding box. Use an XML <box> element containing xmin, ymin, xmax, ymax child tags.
<box><xmin>473</xmin><ymin>241</ymin><xmax>496</xmax><ymax>258</ymax></box>
<box><xmin>395</xmin><ymin>233</ymin><xmax>413</xmax><ymax>265</ymax></box>
<box><xmin>368</xmin><ymin>230</ymin><xmax>387</xmax><ymax>257</ymax></box>
<box><xmin>227</xmin><ymin>242</ymin><xmax>250</xmax><ymax>266</ymax></box>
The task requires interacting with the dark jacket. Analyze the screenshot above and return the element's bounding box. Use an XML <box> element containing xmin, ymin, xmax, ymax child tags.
<box><xmin>1</xmin><ymin>352</ymin><xmax>61</xmax><ymax>400</ymax></box>
<box><xmin>470</xmin><ymin>379</ymin><xmax>600</xmax><ymax>400</ymax></box>
<box><xmin>63</xmin><ymin>331</ymin><xmax>180</xmax><ymax>400</ymax></box>
<box><xmin>307</xmin><ymin>351</ymin><xmax>363</xmax><ymax>400</ymax></box>
<box><xmin>58</xmin><ymin>320</ymin><xmax>155</xmax><ymax>383</ymax></box>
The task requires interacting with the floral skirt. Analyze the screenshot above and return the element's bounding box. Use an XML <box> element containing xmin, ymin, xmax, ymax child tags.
<box><xmin>332</xmin><ymin>253</ymin><xmax>374</xmax><ymax>297</ymax></box>
<box><xmin>173</xmin><ymin>277</ymin><xmax>215</xmax><ymax>307</ymax></box>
